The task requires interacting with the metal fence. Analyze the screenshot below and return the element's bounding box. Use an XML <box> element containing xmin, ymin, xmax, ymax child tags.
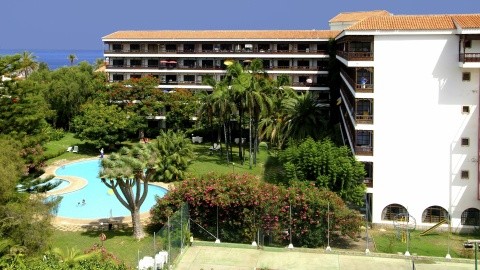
<box><xmin>137</xmin><ymin>203</ymin><xmax>190</xmax><ymax>270</ymax></box>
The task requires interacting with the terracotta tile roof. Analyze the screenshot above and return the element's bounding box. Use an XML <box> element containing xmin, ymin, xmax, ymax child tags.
<box><xmin>347</xmin><ymin>14</ymin><xmax>480</xmax><ymax>31</ymax></box>
<box><xmin>452</xmin><ymin>14</ymin><xmax>480</xmax><ymax>29</ymax></box>
<box><xmin>329</xmin><ymin>10</ymin><xmax>391</xmax><ymax>23</ymax></box>
<box><xmin>102</xmin><ymin>30</ymin><xmax>340</xmax><ymax>40</ymax></box>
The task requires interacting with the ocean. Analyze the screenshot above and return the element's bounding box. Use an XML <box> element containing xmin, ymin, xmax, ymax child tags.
<box><xmin>0</xmin><ymin>49</ymin><xmax>103</xmax><ymax>70</ymax></box>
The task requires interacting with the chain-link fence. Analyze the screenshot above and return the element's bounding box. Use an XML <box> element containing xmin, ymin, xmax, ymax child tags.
<box><xmin>137</xmin><ymin>203</ymin><xmax>190</xmax><ymax>270</ymax></box>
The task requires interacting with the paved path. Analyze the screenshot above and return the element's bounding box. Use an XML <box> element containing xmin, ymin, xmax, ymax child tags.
<box><xmin>174</xmin><ymin>245</ymin><xmax>473</xmax><ymax>270</ymax></box>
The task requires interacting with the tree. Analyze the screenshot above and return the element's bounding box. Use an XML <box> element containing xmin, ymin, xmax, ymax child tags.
<box><xmin>72</xmin><ymin>101</ymin><xmax>141</xmax><ymax>148</ymax></box>
<box><xmin>279</xmin><ymin>138</ymin><xmax>366</xmax><ymax>205</ymax></box>
<box><xmin>32</xmin><ymin>62</ymin><xmax>104</xmax><ymax>130</ymax></box>
<box><xmin>258</xmin><ymin>75</ymin><xmax>296</xmax><ymax>150</ymax></box>
<box><xmin>100</xmin><ymin>130</ymin><xmax>193</xmax><ymax>239</ymax></box>
<box><xmin>68</xmin><ymin>54</ymin><xmax>77</xmax><ymax>66</ymax></box>
<box><xmin>282</xmin><ymin>91</ymin><xmax>329</xmax><ymax>141</ymax></box>
<box><xmin>0</xmin><ymin>139</ymin><xmax>57</xmax><ymax>256</ymax></box>
<box><xmin>19</xmin><ymin>51</ymin><xmax>38</xmax><ymax>78</ymax></box>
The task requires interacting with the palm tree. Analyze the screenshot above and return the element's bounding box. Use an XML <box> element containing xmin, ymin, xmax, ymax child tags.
<box><xmin>259</xmin><ymin>75</ymin><xmax>296</xmax><ymax>150</ymax></box>
<box><xmin>231</xmin><ymin>59</ymin><xmax>272</xmax><ymax>168</ymax></box>
<box><xmin>68</xmin><ymin>54</ymin><xmax>77</xmax><ymax>66</ymax></box>
<box><xmin>282</xmin><ymin>91</ymin><xmax>329</xmax><ymax>141</ymax></box>
<box><xmin>100</xmin><ymin>131</ymin><xmax>193</xmax><ymax>239</ymax></box>
<box><xmin>19</xmin><ymin>51</ymin><xmax>38</xmax><ymax>78</ymax></box>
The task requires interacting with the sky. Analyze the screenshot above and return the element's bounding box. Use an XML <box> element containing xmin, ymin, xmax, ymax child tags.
<box><xmin>1</xmin><ymin>0</ymin><xmax>477</xmax><ymax>50</ymax></box>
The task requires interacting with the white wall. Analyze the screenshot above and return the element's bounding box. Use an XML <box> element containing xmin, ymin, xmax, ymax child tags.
<box><xmin>371</xmin><ymin>34</ymin><xmax>480</xmax><ymax>229</ymax></box>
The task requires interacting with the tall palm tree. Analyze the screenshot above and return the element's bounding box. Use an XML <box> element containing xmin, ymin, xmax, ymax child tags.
<box><xmin>19</xmin><ymin>51</ymin><xmax>38</xmax><ymax>78</ymax></box>
<box><xmin>259</xmin><ymin>75</ymin><xmax>296</xmax><ymax>150</ymax></box>
<box><xmin>68</xmin><ymin>54</ymin><xmax>77</xmax><ymax>66</ymax></box>
<box><xmin>231</xmin><ymin>59</ymin><xmax>272</xmax><ymax>168</ymax></box>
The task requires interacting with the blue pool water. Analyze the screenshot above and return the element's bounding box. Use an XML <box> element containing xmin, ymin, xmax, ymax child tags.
<box><xmin>51</xmin><ymin>159</ymin><xmax>167</xmax><ymax>219</ymax></box>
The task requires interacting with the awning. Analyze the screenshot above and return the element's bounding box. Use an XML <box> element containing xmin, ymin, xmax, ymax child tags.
<box><xmin>160</xmin><ymin>60</ymin><xmax>168</xmax><ymax>63</ymax></box>
<box><xmin>167</xmin><ymin>60</ymin><xmax>177</xmax><ymax>64</ymax></box>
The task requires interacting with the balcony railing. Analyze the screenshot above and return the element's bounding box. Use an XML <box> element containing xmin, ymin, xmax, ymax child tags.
<box><xmin>364</xmin><ymin>177</ymin><xmax>373</xmax><ymax>188</ymax></box>
<box><xmin>354</xmin><ymin>145</ymin><xmax>373</xmax><ymax>156</ymax></box>
<box><xmin>105</xmin><ymin>49</ymin><xmax>328</xmax><ymax>55</ymax></box>
<box><xmin>355</xmin><ymin>114</ymin><xmax>373</xmax><ymax>124</ymax></box>
<box><xmin>106</xmin><ymin>64</ymin><xmax>327</xmax><ymax>71</ymax></box>
<box><xmin>337</xmin><ymin>51</ymin><xmax>373</xmax><ymax>61</ymax></box>
<box><xmin>459</xmin><ymin>53</ymin><xmax>480</xmax><ymax>63</ymax></box>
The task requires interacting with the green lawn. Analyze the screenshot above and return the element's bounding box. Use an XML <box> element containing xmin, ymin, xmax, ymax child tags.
<box><xmin>50</xmin><ymin>229</ymin><xmax>155</xmax><ymax>268</ymax></box>
<box><xmin>42</xmin><ymin>133</ymin><xmax>99</xmax><ymax>165</ymax></box>
<box><xmin>371</xmin><ymin>228</ymin><xmax>475</xmax><ymax>258</ymax></box>
<box><xmin>186</xmin><ymin>142</ymin><xmax>268</xmax><ymax>178</ymax></box>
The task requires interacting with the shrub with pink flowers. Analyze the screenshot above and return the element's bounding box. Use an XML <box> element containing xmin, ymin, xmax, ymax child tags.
<box><xmin>150</xmin><ymin>173</ymin><xmax>362</xmax><ymax>248</ymax></box>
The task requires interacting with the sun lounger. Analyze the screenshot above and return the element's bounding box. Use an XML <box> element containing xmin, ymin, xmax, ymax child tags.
<box><xmin>66</xmin><ymin>146</ymin><xmax>72</xmax><ymax>152</ymax></box>
<box><xmin>72</xmin><ymin>146</ymin><xmax>79</xmax><ymax>153</ymax></box>
<box><xmin>209</xmin><ymin>143</ymin><xmax>221</xmax><ymax>154</ymax></box>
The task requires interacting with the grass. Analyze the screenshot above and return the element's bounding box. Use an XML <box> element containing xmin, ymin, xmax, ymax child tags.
<box><xmin>42</xmin><ymin>133</ymin><xmax>98</xmax><ymax>165</ymax></box>
<box><xmin>50</xmin><ymin>229</ymin><xmax>155</xmax><ymax>268</ymax></box>
<box><xmin>371</xmin><ymin>228</ymin><xmax>476</xmax><ymax>258</ymax></box>
<box><xmin>186</xmin><ymin>142</ymin><xmax>269</xmax><ymax>178</ymax></box>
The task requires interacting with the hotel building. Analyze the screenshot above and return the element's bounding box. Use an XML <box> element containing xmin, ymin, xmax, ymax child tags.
<box><xmin>103</xmin><ymin>11</ymin><xmax>480</xmax><ymax>230</ymax></box>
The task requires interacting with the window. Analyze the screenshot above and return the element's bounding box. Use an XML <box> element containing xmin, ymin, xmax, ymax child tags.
<box><xmin>422</xmin><ymin>206</ymin><xmax>448</xmax><ymax>223</ymax></box>
<box><xmin>112</xmin><ymin>59</ymin><xmax>124</xmax><ymax>66</ymax></box>
<box><xmin>356</xmin><ymin>131</ymin><xmax>371</xmax><ymax>146</ymax></box>
<box><xmin>183</xmin><ymin>44</ymin><xmax>195</xmax><ymax>52</ymax></box>
<box><xmin>147</xmin><ymin>59</ymin><xmax>158</xmax><ymax>67</ymax></box>
<box><xmin>165</xmin><ymin>75</ymin><xmax>177</xmax><ymax>83</ymax></box>
<box><xmin>112</xmin><ymin>74</ymin><xmax>124</xmax><ymax>81</ymax></box>
<box><xmin>258</xmin><ymin>44</ymin><xmax>270</xmax><ymax>52</ymax></box>
<box><xmin>277</xmin><ymin>44</ymin><xmax>289</xmax><ymax>52</ymax></box>
<box><xmin>461</xmin><ymin>208</ymin><xmax>480</xmax><ymax>225</ymax></box>
<box><xmin>277</xmin><ymin>60</ymin><xmax>289</xmax><ymax>67</ymax></box>
<box><xmin>220</xmin><ymin>44</ymin><xmax>232</xmax><ymax>51</ymax></box>
<box><xmin>297</xmin><ymin>44</ymin><xmax>310</xmax><ymax>52</ymax></box>
<box><xmin>112</xmin><ymin>44</ymin><xmax>122</xmax><ymax>51</ymax></box>
<box><xmin>165</xmin><ymin>44</ymin><xmax>177</xmax><ymax>51</ymax></box>
<box><xmin>381</xmin><ymin>204</ymin><xmax>408</xmax><ymax>221</ymax></box>
<box><xmin>463</xmin><ymin>72</ymin><xmax>471</xmax><ymax>81</ymax></box>
<box><xmin>202</xmin><ymin>60</ymin><xmax>213</xmax><ymax>68</ymax></box>
<box><xmin>183</xmin><ymin>75</ymin><xmax>195</xmax><ymax>82</ymax></box>
<box><xmin>202</xmin><ymin>44</ymin><xmax>214</xmax><ymax>52</ymax></box>
<box><xmin>297</xmin><ymin>60</ymin><xmax>309</xmax><ymax>68</ymax></box>
<box><xmin>461</xmin><ymin>170</ymin><xmax>469</xmax><ymax>179</ymax></box>
<box><xmin>350</xmin><ymin>41</ymin><xmax>370</xmax><ymax>52</ymax></box>
<box><xmin>463</xmin><ymin>106</ymin><xmax>470</xmax><ymax>114</ymax></box>
<box><xmin>183</xmin><ymin>59</ymin><xmax>196</xmax><ymax>68</ymax></box>
<box><xmin>461</xmin><ymin>138</ymin><xmax>470</xmax><ymax>146</ymax></box>
<box><xmin>356</xmin><ymin>99</ymin><xmax>371</xmax><ymax>115</ymax></box>
<box><xmin>130</xmin><ymin>44</ymin><xmax>140</xmax><ymax>51</ymax></box>
<box><xmin>130</xmin><ymin>59</ymin><xmax>142</xmax><ymax>67</ymax></box>
<box><xmin>465</xmin><ymin>40</ymin><xmax>472</xmax><ymax>48</ymax></box>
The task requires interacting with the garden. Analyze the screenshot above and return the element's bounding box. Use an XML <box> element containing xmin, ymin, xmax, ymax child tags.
<box><xmin>0</xmin><ymin>53</ymin><xmax>477</xmax><ymax>269</ymax></box>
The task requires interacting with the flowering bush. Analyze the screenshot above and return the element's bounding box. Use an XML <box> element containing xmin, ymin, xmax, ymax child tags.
<box><xmin>150</xmin><ymin>173</ymin><xmax>362</xmax><ymax>248</ymax></box>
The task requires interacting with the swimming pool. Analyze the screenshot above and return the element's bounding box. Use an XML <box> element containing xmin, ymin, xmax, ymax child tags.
<box><xmin>51</xmin><ymin>159</ymin><xmax>167</xmax><ymax>219</ymax></box>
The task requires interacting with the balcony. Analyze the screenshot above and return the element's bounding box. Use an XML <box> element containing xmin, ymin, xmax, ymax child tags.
<box><xmin>106</xmin><ymin>64</ymin><xmax>327</xmax><ymax>72</ymax></box>
<box><xmin>337</xmin><ymin>51</ymin><xmax>373</xmax><ymax>61</ymax></box>
<box><xmin>355</xmin><ymin>113</ymin><xmax>373</xmax><ymax>124</ymax></box>
<box><xmin>459</xmin><ymin>53</ymin><xmax>480</xmax><ymax>63</ymax></box>
<box><xmin>340</xmin><ymin>69</ymin><xmax>373</xmax><ymax>93</ymax></box>
<box><xmin>354</xmin><ymin>145</ymin><xmax>373</xmax><ymax>156</ymax></box>
<box><xmin>104</xmin><ymin>49</ymin><xmax>328</xmax><ymax>55</ymax></box>
<box><xmin>364</xmin><ymin>177</ymin><xmax>373</xmax><ymax>188</ymax></box>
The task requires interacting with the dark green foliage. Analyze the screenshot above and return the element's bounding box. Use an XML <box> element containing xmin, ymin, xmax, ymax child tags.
<box><xmin>279</xmin><ymin>138</ymin><xmax>366</xmax><ymax>205</ymax></box>
<box><xmin>72</xmin><ymin>101</ymin><xmax>141</xmax><ymax>148</ymax></box>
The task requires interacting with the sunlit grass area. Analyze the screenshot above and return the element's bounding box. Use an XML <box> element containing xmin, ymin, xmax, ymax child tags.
<box><xmin>371</xmin><ymin>228</ymin><xmax>476</xmax><ymax>258</ymax></box>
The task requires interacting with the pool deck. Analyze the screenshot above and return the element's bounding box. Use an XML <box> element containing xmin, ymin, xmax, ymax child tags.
<box><xmin>43</xmin><ymin>157</ymin><xmax>172</xmax><ymax>232</ymax></box>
